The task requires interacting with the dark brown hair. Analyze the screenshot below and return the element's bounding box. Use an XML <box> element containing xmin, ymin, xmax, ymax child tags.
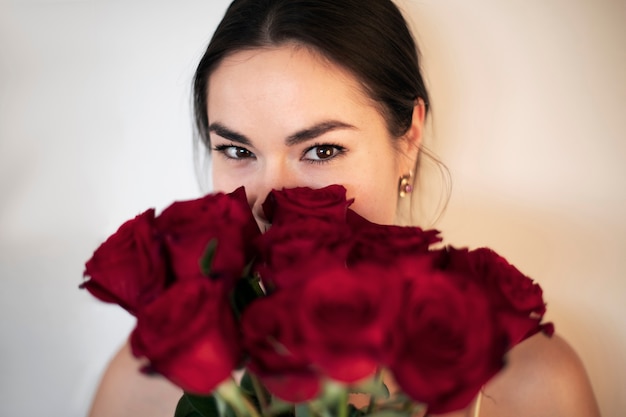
<box><xmin>192</xmin><ymin>0</ymin><xmax>430</xmax><ymax>146</ymax></box>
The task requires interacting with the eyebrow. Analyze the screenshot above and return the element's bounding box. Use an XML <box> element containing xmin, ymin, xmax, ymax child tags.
<box><xmin>285</xmin><ymin>121</ymin><xmax>357</xmax><ymax>146</ymax></box>
<box><xmin>207</xmin><ymin>120</ymin><xmax>357</xmax><ymax>147</ymax></box>
<box><xmin>207</xmin><ymin>123</ymin><xmax>252</xmax><ymax>146</ymax></box>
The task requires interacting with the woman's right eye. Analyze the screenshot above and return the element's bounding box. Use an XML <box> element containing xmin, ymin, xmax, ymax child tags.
<box><xmin>212</xmin><ymin>144</ymin><xmax>255</xmax><ymax>160</ymax></box>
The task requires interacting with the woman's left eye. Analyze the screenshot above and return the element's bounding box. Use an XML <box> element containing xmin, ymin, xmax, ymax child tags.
<box><xmin>302</xmin><ymin>144</ymin><xmax>346</xmax><ymax>163</ymax></box>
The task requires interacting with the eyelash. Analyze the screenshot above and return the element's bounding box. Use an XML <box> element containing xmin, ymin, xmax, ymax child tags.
<box><xmin>302</xmin><ymin>143</ymin><xmax>347</xmax><ymax>165</ymax></box>
<box><xmin>212</xmin><ymin>144</ymin><xmax>255</xmax><ymax>160</ymax></box>
<box><xmin>211</xmin><ymin>142</ymin><xmax>347</xmax><ymax>164</ymax></box>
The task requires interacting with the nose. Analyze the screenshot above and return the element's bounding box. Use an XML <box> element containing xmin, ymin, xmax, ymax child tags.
<box><xmin>247</xmin><ymin>159</ymin><xmax>300</xmax><ymax>228</ymax></box>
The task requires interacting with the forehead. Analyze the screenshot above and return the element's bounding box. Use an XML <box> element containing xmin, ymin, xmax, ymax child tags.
<box><xmin>206</xmin><ymin>45</ymin><xmax>380</xmax><ymax>127</ymax></box>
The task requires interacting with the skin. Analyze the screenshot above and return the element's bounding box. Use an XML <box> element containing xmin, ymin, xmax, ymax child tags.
<box><xmin>88</xmin><ymin>45</ymin><xmax>600</xmax><ymax>417</ymax></box>
<box><xmin>207</xmin><ymin>45</ymin><xmax>421</xmax><ymax>228</ymax></box>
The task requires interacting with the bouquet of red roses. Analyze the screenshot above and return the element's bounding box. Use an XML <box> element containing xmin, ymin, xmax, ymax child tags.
<box><xmin>81</xmin><ymin>185</ymin><xmax>552</xmax><ymax>417</ymax></box>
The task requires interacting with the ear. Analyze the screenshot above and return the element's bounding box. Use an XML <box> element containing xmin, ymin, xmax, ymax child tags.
<box><xmin>398</xmin><ymin>99</ymin><xmax>426</xmax><ymax>175</ymax></box>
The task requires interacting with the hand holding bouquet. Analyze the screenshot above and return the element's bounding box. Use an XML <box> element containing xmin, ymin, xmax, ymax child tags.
<box><xmin>81</xmin><ymin>185</ymin><xmax>552</xmax><ymax>416</ymax></box>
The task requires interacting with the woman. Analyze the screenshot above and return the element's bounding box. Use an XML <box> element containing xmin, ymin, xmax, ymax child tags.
<box><xmin>88</xmin><ymin>0</ymin><xmax>600</xmax><ymax>416</ymax></box>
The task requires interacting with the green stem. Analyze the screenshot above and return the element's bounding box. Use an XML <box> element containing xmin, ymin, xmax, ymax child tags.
<box><xmin>249</xmin><ymin>373</ymin><xmax>269</xmax><ymax>414</ymax></box>
<box><xmin>216</xmin><ymin>379</ymin><xmax>262</xmax><ymax>417</ymax></box>
<box><xmin>242</xmin><ymin>396</ymin><xmax>263</xmax><ymax>417</ymax></box>
<box><xmin>337</xmin><ymin>388</ymin><xmax>349</xmax><ymax>417</ymax></box>
<box><xmin>366</xmin><ymin>369</ymin><xmax>383</xmax><ymax>414</ymax></box>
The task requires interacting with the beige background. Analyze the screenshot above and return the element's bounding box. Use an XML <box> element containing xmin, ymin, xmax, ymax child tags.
<box><xmin>0</xmin><ymin>0</ymin><xmax>624</xmax><ymax>416</ymax></box>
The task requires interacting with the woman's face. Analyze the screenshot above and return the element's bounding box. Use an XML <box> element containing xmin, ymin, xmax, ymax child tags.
<box><xmin>207</xmin><ymin>44</ymin><xmax>421</xmax><ymax>228</ymax></box>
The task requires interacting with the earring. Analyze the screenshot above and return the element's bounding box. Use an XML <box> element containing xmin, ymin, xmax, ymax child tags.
<box><xmin>398</xmin><ymin>172</ymin><xmax>413</xmax><ymax>198</ymax></box>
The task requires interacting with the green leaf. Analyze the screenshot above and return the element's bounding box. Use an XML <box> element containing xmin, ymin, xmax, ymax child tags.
<box><xmin>347</xmin><ymin>404</ymin><xmax>366</xmax><ymax>417</ymax></box>
<box><xmin>174</xmin><ymin>395</ymin><xmax>204</xmax><ymax>417</ymax></box>
<box><xmin>215</xmin><ymin>379</ymin><xmax>262</xmax><ymax>417</ymax></box>
<box><xmin>295</xmin><ymin>404</ymin><xmax>311</xmax><ymax>417</ymax></box>
<box><xmin>248</xmin><ymin>272</ymin><xmax>266</xmax><ymax>297</ymax></box>
<box><xmin>239</xmin><ymin>371</ymin><xmax>256</xmax><ymax>397</ymax></box>
<box><xmin>318</xmin><ymin>380</ymin><xmax>346</xmax><ymax>404</ymax></box>
<box><xmin>175</xmin><ymin>393</ymin><xmax>221</xmax><ymax>417</ymax></box>
<box><xmin>214</xmin><ymin>394</ymin><xmax>234</xmax><ymax>417</ymax></box>
<box><xmin>376</xmin><ymin>393</ymin><xmax>414</xmax><ymax>407</ymax></box>
<box><xmin>370</xmin><ymin>397</ymin><xmax>426</xmax><ymax>416</ymax></box>
<box><xmin>240</xmin><ymin>259</ymin><xmax>257</xmax><ymax>281</ymax></box>
<box><xmin>230</xmin><ymin>276</ymin><xmax>263</xmax><ymax>318</ymax></box>
<box><xmin>365</xmin><ymin>411</ymin><xmax>414</xmax><ymax>417</ymax></box>
<box><xmin>239</xmin><ymin>371</ymin><xmax>267</xmax><ymax>413</ymax></box>
<box><xmin>199</xmin><ymin>238</ymin><xmax>219</xmax><ymax>276</ymax></box>
<box><xmin>265</xmin><ymin>397</ymin><xmax>296</xmax><ymax>416</ymax></box>
<box><xmin>348</xmin><ymin>378</ymin><xmax>390</xmax><ymax>399</ymax></box>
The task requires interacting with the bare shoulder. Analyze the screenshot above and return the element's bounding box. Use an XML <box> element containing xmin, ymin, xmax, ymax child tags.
<box><xmin>88</xmin><ymin>341</ymin><xmax>183</xmax><ymax>417</ymax></box>
<box><xmin>480</xmin><ymin>332</ymin><xmax>601</xmax><ymax>417</ymax></box>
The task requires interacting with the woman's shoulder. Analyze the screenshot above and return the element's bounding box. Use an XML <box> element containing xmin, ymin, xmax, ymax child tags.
<box><xmin>479</xmin><ymin>332</ymin><xmax>601</xmax><ymax>417</ymax></box>
<box><xmin>88</xmin><ymin>334</ymin><xmax>600</xmax><ymax>417</ymax></box>
<box><xmin>88</xmin><ymin>341</ymin><xmax>182</xmax><ymax>417</ymax></box>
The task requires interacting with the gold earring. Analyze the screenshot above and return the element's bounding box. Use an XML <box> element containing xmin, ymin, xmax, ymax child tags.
<box><xmin>398</xmin><ymin>172</ymin><xmax>413</xmax><ymax>198</ymax></box>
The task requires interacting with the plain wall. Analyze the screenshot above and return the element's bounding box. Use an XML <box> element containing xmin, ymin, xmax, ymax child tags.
<box><xmin>0</xmin><ymin>0</ymin><xmax>624</xmax><ymax>416</ymax></box>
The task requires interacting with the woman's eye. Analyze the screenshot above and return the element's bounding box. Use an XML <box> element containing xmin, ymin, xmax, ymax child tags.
<box><xmin>302</xmin><ymin>144</ymin><xmax>345</xmax><ymax>162</ymax></box>
<box><xmin>213</xmin><ymin>144</ymin><xmax>255</xmax><ymax>160</ymax></box>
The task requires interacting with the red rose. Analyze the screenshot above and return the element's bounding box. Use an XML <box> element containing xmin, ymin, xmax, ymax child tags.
<box><xmin>240</xmin><ymin>292</ymin><xmax>321</xmax><ymax>402</ymax></box>
<box><xmin>262</xmin><ymin>185</ymin><xmax>353</xmax><ymax>226</ymax></box>
<box><xmin>298</xmin><ymin>263</ymin><xmax>403</xmax><ymax>383</ymax></box>
<box><xmin>389</xmin><ymin>261</ymin><xmax>506</xmax><ymax>414</ymax></box>
<box><xmin>255</xmin><ymin>219</ymin><xmax>352</xmax><ymax>290</ymax></box>
<box><xmin>130</xmin><ymin>278</ymin><xmax>242</xmax><ymax>394</ymax></box>
<box><xmin>439</xmin><ymin>246</ymin><xmax>551</xmax><ymax>346</ymax></box>
<box><xmin>156</xmin><ymin>187</ymin><xmax>260</xmax><ymax>283</ymax></box>
<box><xmin>346</xmin><ymin>210</ymin><xmax>441</xmax><ymax>266</ymax></box>
<box><xmin>468</xmin><ymin>247</ymin><xmax>546</xmax><ymax>314</ymax></box>
<box><xmin>81</xmin><ymin>209</ymin><xmax>167</xmax><ymax>315</ymax></box>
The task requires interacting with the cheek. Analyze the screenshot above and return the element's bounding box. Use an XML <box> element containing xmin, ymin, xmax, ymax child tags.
<box><xmin>212</xmin><ymin>180</ymin><xmax>238</xmax><ymax>194</ymax></box>
<box><xmin>210</xmin><ymin>161</ymin><xmax>245</xmax><ymax>194</ymax></box>
<box><xmin>346</xmin><ymin>177</ymin><xmax>399</xmax><ymax>225</ymax></box>
<box><xmin>351</xmin><ymin>193</ymin><xmax>398</xmax><ymax>225</ymax></box>
<box><xmin>345</xmin><ymin>145</ymin><xmax>401</xmax><ymax>224</ymax></box>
